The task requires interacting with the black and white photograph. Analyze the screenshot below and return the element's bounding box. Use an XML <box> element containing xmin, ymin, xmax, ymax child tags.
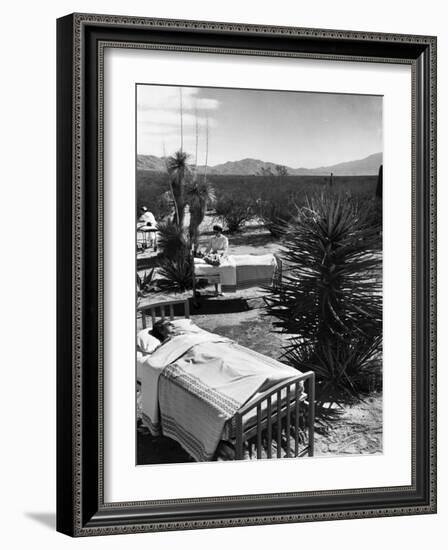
<box><xmin>135</xmin><ymin>84</ymin><xmax>383</xmax><ymax>465</ymax></box>
<box><xmin>2</xmin><ymin>0</ymin><xmax>441</xmax><ymax>543</ymax></box>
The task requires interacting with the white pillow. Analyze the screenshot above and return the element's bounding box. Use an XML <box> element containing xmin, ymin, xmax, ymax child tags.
<box><xmin>136</xmin><ymin>329</ymin><xmax>161</xmax><ymax>354</ymax></box>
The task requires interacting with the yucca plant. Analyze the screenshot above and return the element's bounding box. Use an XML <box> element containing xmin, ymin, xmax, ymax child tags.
<box><xmin>266</xmin><ymin>192</ymin><xmax>382</xmax><ymax>416</ymax></box>
<box><xmin>284</xmin><ymin>335</ymin><xmax>382</xmax><ymax>414</ymax></box>
<box><xmin>166</xmin><ymin>150</ymin><xmax>191</xmax><ymax>227</ymax></box>
<box><xmin>186</xmin><ymin>178</ymin><xmax>216</xmax><ymax>252</ymax></box>
<box><xmin>348</xmin><ymin>193</ymin><xmax>382</xmax><ymax>238</ymax></box>
<box><xmin>156</xmin><ymin>219</ymin><xmax>193</xmax><ymax>291</ymax></box>
<box><xmin>158</xmin><ymin>253</ymin><xmax>193</xmax><ymax>292</ymax></box>
<box><xmin>156</xmin><ymin>219</ymin><xmax>189</xmax><ymax>260</ymax></box>
<box><xmin>136</xmin><ymin>268</ymin><xmax>157</xmax><ymax>296</ymax></box>
<box><xmin>268</xmin><ymin>193</ymin><xmax>382</xmax><ymax>340</ymax></box>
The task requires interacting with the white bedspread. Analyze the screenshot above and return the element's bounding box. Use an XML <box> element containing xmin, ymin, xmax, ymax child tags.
<box><xmin>194</xmin><ymin>253</ymin><xmax>277</xmax><ymax>290</ymax></box>
<box><xmin>139</xmin><ymin>331</ymin><xmax>227</xmax><ymax>435</ymax></box>
<box><xmin>231</xmin><ymin>254</ymin><xmax>277</xmax><ymax>267</ymax></box>
<box><xmin>194</xmin><ymin>256</ymin><xmax>237</xmax><ymax>286</ymax></box>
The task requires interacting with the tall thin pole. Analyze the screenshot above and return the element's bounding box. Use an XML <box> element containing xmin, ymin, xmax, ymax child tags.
<box><xmin>163</xmin><ymin>142</ymin><xmax>179</xmax><ymax>225</ymax></box>
<box><xmin>203</xmin><ymin>116</ymin><xmax>209</xmax><ymax>182</ymax></box>
<box><xmin>195</xmin><ymin>106</ymin><xmax>199</xmax><ymax>168</ymax></box>
<box><xmin>179</xmin><ymin>87</ymin><xmax>183</xmax><ymax>152</ymax></box>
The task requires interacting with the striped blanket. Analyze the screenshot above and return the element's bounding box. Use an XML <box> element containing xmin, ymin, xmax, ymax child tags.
<box><xmin>139</xmin><ymin>330</ymin><xmax>299</xmax><ymax>461</ymax></box>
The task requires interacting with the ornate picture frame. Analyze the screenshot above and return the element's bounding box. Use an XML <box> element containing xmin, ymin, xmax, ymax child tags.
<box><xmin>56</xmin><ymin>13</ymin><xmax>436</xmax><ymax>536</ymax></box>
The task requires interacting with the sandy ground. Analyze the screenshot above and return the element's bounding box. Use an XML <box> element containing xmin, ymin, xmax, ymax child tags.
<box><xmin>314</xmin><ymin>395</ymin><xmax>383</xmax><ymax>456</ymax></box>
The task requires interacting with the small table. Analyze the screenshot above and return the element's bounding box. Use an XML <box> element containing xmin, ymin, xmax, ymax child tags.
<box><xmin>137</xmin><ymin>226</ymin><xmax>157</xmax><ymax>251</ymax></box>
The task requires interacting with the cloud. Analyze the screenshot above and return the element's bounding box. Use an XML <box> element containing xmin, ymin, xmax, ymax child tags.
<box><xmin>138</xmin><ymin>110</ymin><xmax>217</xmax><ymax>130</ymax></box>
<box><xmin>137</xmin><ymin>130</ymin><xmax>210</xmax><ymax>163</ymax></box>
<box><xmin>137</xmin><ymin>85</ymin><xmax>219</xmax><ymax>155</ymax></box>
<box><xmin>137</xmin><ymin>86</ymin><xmax>220</xmax><ymax>113</ymax></box>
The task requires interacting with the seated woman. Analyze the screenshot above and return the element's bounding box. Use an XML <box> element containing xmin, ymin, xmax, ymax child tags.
<box><xmin>204</xmin><ymin>225</ymin><xmax>228</xmax><ymax>260</ymax></box>
<box><xmin>202</xmin><ymin>225</ymin><xmax>229</xmax><ymax>295</ymax></box>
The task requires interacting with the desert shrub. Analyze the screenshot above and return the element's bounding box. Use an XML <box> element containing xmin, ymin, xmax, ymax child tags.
<box><xmin>136</xmin><ymin>172</ymin><xmax>172</xmax><ymax>220</ymax></box>
<box><xmin>353</xmin><ymin>195</ymin><xmax>382</xmax><ymax>232</ymax></box>
<box><xmin>259</xmin><ymin>191</ymin><xmax>302</xmax><ymax>236</ymax></box>
<box><xmin>266</xmin><ymin>192</ymin><xmax>382</xmax><ymax>417</ymax></box>
<box><xmin>214</xmin><ymin>195</ymin><xmax>253</xmax><ymax>233</ymax></box>
<box><xmin>155</xmin><ymin>191</ymin><xmax>175</xmax><ymax>220</ymax></box>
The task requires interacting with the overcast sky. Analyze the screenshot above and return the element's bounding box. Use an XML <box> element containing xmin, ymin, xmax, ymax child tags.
<box><xmin>137</xmin><ymin>84</ymin><xmax>382</xmax><ymax>169</ymax></box>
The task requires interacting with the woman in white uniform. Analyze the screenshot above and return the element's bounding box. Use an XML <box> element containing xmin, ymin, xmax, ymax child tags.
<box><xmin>204</xmin><ymin>225</ymin><xmax>229</xmax><ymax>257</ymax></box>
<box><xmin>203</xmin><ymin>225</ymin><xmax>229</xmax><ymax>295</ymax></box>
<box><xmin>137</xmin><ymin>206</ymin><xmax>157</xmax><ymax>249</ymax></box>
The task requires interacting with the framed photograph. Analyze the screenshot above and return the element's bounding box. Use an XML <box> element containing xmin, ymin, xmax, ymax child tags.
<box><xmin>56</xmin><ymin>13</ymin><xmax>437</xmax><ymax>536</ymax></box>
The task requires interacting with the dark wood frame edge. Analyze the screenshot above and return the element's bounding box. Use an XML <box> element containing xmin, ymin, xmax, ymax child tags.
<box><xmin>56</xmin><ymin>13</ymin><xmax>437</xmax><ymax>537</ymax></box>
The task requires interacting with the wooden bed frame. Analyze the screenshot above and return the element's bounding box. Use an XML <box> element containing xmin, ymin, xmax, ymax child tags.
<box><xmin>139</xmin><ymin>297</ymin><xmax>189</xmax><ymax>328</ymax></box>
<box><xmin>138</xmin><ymin>298</ymin><xmax>315</xmax><ymax>460</ymax></box>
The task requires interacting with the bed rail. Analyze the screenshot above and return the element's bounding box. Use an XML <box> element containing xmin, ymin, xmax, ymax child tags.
<box><xmin>233</xmin><ymin>371</ymin><xmax>315</xmax><ymax>460</ymax></box>
<box><xmin>138</xmin><ymin>298</ymin><xmax>190</xmax><ymax>329</ymax></box>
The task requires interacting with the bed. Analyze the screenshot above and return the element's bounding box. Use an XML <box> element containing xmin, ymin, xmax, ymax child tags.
<box><xmin>193</xmin><ymin>253</ymin><xmax>281</xmax><ymax>293</ymax></box>
<box><xmin>137</xmin><ymin>298</ymin><xmax>315</xmax><ymax>461</ymax></box>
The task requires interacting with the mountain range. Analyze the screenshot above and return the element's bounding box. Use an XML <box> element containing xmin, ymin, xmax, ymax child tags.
<box><xmin>137</xmin><ymin>152</ymin><xmax>382</xmax><ymax>177</ymax></box>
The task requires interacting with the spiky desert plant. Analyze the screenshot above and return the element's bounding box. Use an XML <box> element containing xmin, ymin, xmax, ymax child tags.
<box><xmin>266</xmin><ymin>192</ymin><xmax>382</xmax><ymax>411</ymax></box>
<box><xmin>156</xmin><ymin>220</ymin><xmax>193</xmax><ymax>291</ymax></box>
<box><xmin>166</xmin><ymin>150</ymin><xmax>190</xmax><ymax>227</ymax></box>
<box><xmin>156</xmin><ymin>219</ymin><xmax>188</xmax><ymax>260</ymax></box>
<box><xmin>186</xmin><ymin>178</ymin><xmax>216</xmax><ymax>252</ymax></box>
<box><xmin>348</xmin><ymin>193</ymin><xmax>382</xmax><ymax>238</ymax></box>
<box><xmin>158</xmin><ymin>252</ymin><xmax>194</xmax><ymax>292</ymax></box>
<box><xmin>268</xmin><ymin>192</ymin><xmax>382</xmax><ymax>340</ymax></box>
<box><xmin>136</xmin><ymin>268</ymin><xmax>157</xmax><ymax>296</ymax></box>
<box><xmin>284</xmin><ymin>335</ymin><xmax>382</xmax><ymax>411</ymax></box>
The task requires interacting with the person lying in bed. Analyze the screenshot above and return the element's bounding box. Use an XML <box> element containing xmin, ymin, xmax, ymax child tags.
<box><xmin>150</xmin><ymin>320</ymin><xmax>169</xmax><ymax>342</ymax></box>
<box><xmin>137</xmin><ymin>317</ymin><xmax>308</xmax><ymax>461</ymax></box>
<box><xmin>140</xmin><ymin>318</ymin><xmax>203</xmax><ymax>350</ymax></box>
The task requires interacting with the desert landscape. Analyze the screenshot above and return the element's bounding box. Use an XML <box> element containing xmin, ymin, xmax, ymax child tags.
<box><xmin>135</xmin><ymin>84</ymin><xmax>383</xmax><ymax>464</ymax></box>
